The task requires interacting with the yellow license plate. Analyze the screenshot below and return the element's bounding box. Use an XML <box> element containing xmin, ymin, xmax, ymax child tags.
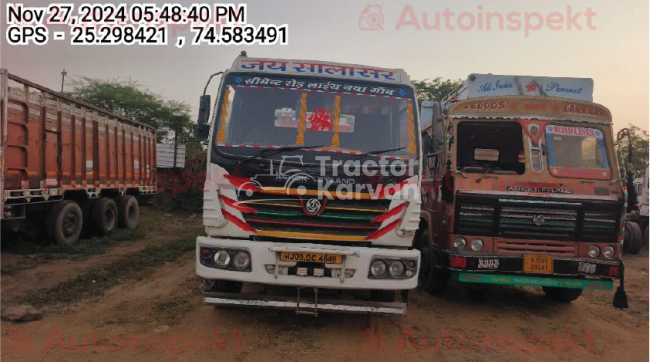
<box><xmin>523</xmin><ymin>255</ymin><xmax>554</xmax><ymax>274</ymax></box>
<box><xmin>279</xmin><ymin>252</ymin><xmax>343</xmax><ymax>264</ymax></box>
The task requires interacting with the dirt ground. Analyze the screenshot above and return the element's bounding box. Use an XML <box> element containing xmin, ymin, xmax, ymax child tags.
<box><xmin>1</xmin><ymin>209</ymin><xmax>648</xmax><ymax>362</ymax></box>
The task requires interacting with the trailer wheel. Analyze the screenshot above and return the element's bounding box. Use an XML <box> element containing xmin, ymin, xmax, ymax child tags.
<box><xmin>639</xmin><ymin>218</ymin><xmax>650</xmax><ymax>232</ymax></box>
<box><xmin>644</xmin><ymin>225</ymin><xmax>649</xmax><ymax>250</ymax></box>
<box><xmin>115</xmin><ymin>195</ymin><xmax>139</xmax><ymax>229</ymax></box>
<box><xmin>211</xmin><ymin>280</ymin><xmax>242</xmax><ymax>294</ymax></box>
<box><xmin>46</xmin><ymin>201</ymin><xmax>83</xmax><ymax>245</ymax></box>
<box><xmin>418</xmin><ymin>230</ymin><xmax>450</xmax><ymax>295</ymax></box>
<box><xmin>91</xmin><ymin>198</ymin><xmax>118</xmax><ymax>236</ymax></box>
<box><xmin>542</xmin><ymin>287</ymin><xmax>583</xmax><ymax>302</ymax></box>
<box><xmin>624</xmin><ymin>222</ymin><xmax>643</xmax><ymax>255</ymax></box>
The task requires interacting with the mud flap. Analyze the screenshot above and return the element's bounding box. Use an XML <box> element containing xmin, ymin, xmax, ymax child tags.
<box><xmin>204</xmin><ymin>291</ymin><xmax>407</xmax><ymax>316</ymax></box>
<box><xmin>613</xmin><ymin>260</ymin><xmax>629</xmax><ymax>309</ymax></box>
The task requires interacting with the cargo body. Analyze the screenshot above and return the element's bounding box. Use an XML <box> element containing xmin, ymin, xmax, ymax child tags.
<box><xmin>1</xmin><ymin>69</ymin><xmax>156</xmax><ymax>244</ymax></box>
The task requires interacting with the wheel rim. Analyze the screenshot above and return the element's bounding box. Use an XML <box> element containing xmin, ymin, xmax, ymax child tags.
<box><xmin>63</xmin><ymin>212</ymin><xmax>80</xmax><ymax>237</ymax></box>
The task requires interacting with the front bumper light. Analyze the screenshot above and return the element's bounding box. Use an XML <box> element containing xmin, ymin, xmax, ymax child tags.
<box><xmin>200</xmin><ymin>247</ymin><xmax>252</xmax><ymax>272</ymax></box>
<box><xmin>453</xmin><ymin>237</ymin><xmax>467</xmax><ymax>249</ymax></box>
<box><xmin>470</xmin><ymin>238</ymin><xmax>484</xmax><ymax>251</ymax></box>
<box><xmin>370</xmin><ymin>260</ymin><xmax>387</xmax><ymax>278</ymax></box>
<box><xmin>369</xmin><ymin>257</ymin><xmax>416</xmax><ymax>279</ymax></box>
<box><xmin>603</xmin><ymin>246</ymin><xmax>615</xmax><ymax>259</ymax></box>
<box><xmin>588</xmin><ymin>246</ymin><xmax>600</xmax><ymax>258</ymax></box>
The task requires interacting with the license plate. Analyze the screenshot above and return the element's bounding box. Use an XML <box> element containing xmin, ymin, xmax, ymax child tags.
<box><xmin>523</xmin><ymin>255</ymin><xmax>553</xmax><ymax>274</ymax></box>
<box><xmin>279</xmin><ymin>252</ymin><xmax>343</xmax><ymax>264</ymax></box>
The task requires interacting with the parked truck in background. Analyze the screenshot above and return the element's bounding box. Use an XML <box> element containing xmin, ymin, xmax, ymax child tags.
<box><xmin>1</xmin><ymin>69</ymin><xmax>157</xmax><ymax>245</ymax></box>
<box><xmin>194</xmin><ymin>53</ymin><xmax>422</xmax><ymax>315</ymax></box>
<box><xmin>417</xmin><ymin>74</ymin><xmax>627</xmax><ymax>307</ymax></box>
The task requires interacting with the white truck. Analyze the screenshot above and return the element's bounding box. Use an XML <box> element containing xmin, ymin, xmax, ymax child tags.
<box><xmin>193</xmin><ymin>53</ymin><xmax>422</xmax><ymax>315</ymax></box>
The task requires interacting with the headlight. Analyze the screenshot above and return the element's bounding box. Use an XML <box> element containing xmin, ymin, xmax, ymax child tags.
<box><xmin>388</xmin><ymin>261</ymin><xmax>405</xmax><ymax>277</ymax></box>
<box><xmin>603</xmin><ymin>246</ymin><xmax>615</xmax><ymax>259</ymax></box>
<box><xmin>588</xmin><ymin>246</ymin><xmax>600</xmax><ymax>258</ymax></box>
<box><xmin>214</xmin><ymin>250</ymin><xmax>231</xmax><ymax>267</ymax></box>
<box><xmin>453</xmin><ymin>237</ymin><xmax>467</xmax><ymax>249</ymax></box>
<box><xmin>370</xmin><ymin>260</ymin><xmax>387</xmax><ymax>278</ymax></box>
<box><xmin>232</xmin><ymin>251</ymin><xmax>251</xmax><ymax>270</ymax></box>
<box><xmin>470</xmin><ymin>238</ymin><xmax>484</xmax><ymax>251</ymax></box>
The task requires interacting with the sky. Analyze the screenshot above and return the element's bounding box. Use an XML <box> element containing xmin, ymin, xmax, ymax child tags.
<box><xmin>1</xmin><ymin>0</ymin><xmax>648</xmax><ymax>132</ymax></box>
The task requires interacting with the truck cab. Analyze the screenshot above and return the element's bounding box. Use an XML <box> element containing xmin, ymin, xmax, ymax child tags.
<box><xmin>418</xmin><ymin>74</ymin><xmax>626</xmax><ymax>305</ymax></box>
<box><xmin>195</xmin><ymin>55</ymin><xmax>422</xmax><ymax>315</ymax></box>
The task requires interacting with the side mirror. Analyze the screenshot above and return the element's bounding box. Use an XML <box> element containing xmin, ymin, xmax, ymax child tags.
<box><xmin>194</xmin><ymin>123</ymin><xmax>210</xmax><ymax>142</ymax></box>
<box><xmin>197</xmin><ymin>95</ymin><xmax>211</xmax><ymax>125</ymax></box>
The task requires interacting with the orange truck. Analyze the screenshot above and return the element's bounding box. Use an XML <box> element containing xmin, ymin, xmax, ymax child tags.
<box><xmin>417</xmin><ymin>74</ymin><xmax>628</xmax><ymax>307</ymax></box>
<box><xmin>1</xmin><ymin>69</ymin><xmax>156</xmax><ymax>245</ymax></box>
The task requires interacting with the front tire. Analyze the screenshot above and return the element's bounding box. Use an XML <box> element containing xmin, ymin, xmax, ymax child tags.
<box><xmin>91</xmin><ymin>198</ymin><xmax>118</xmax><ymax>236</ymax></box>
<box><xmin>542</xmin><ymin>287</ymin><xmax>583</xmax><ymax>302</ymax></box>
<box><xmin>418</xmin><ymin>230</ymin><xmax>450</xmax><ymax>295</ymax></box>
<box><xmin>46</xmin><ymin>201</ymin><xmax>83</xmax><ymax>245</ymax></box>
<box><xmin>624</xmin><ymin>222</ymin><xmax>643</xmax><ymax>255</ymax></box>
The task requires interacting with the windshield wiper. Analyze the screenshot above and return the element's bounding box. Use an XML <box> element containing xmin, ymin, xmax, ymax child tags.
<box><xmin>365</xmin><ymin>147</ymin><xmax>406</xmax><ymax>155</ymax></box>
<box><xmin>354</xmin><ymin>147</ymin><xmax>407</xmax><ymax>161</ymax></box>
<box><xmin>236</xmin><ymin>145</ymin><xmax>324</xmax><ymax>164</ymax></box>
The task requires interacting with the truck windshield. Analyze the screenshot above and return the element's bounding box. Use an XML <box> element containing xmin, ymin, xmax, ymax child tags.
<box><xmin>546</xmin><ymin>124</ymin><xmax>611</xmax><ymax>179</ymax></box>
<box><xmin>213</xmin><ymin>74</ymin><xmax>418</xmax><ymax>157</ymax></box>
<box><xmin>456</xmin><ymin>121</ymin><xmax>525</xmax><ymax>175</ymax></box>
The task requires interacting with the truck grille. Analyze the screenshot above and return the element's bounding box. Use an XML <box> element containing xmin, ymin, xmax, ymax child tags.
<box><xmin>495</xmin><ymin>239</ymin><xmax>577</xmax><ymax>257</ymax></box>
<box><xmin>455</xmin><ymin>194</ymin><xmax>621</xmax><ymax>243</ymax></box>
<box><xmin>237</xmin><ymin>192</ymin><xmax>391</xmax><ymax>241</ymax></box>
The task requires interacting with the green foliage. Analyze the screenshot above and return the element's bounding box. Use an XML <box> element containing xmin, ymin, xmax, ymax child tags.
<box><xmin>412</xmin><ymin>78</ymin><xmax>464</xmax><ymax>103</ymax></box>
<box><xmin>617</xmin><ymin>124</ymin><xmax>649</xmax><ymax>178</ymax></box>
<box><xmin>69</xmin><ymin>77</ymin><xmax>193</xmax><ymax>142</ymax></box>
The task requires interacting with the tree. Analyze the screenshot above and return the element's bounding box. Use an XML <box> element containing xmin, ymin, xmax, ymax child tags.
<box><xmin>69</xmin><ymin>77</ymin><xmax>193</xmax><ymax>143</ymax></box>
<box><xmin>412</xmin><ymin>78</ymin><xmax>464</xmax><ymax>104</ymax></box>
<box><xmin>617</xmin><ymin>124</ymin><xmax>649</xmax><ymax>178</ymax></box>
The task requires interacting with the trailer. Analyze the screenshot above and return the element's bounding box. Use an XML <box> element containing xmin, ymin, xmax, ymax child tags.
<box><xmin>1</xmin><ymin>69</ymin><xmax>157</xmax><ymax>245</ymax></box>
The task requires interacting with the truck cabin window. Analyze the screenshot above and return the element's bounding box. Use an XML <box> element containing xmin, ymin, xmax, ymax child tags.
<box><xmin>545</xmin><ymin>125</ymin><xmax>609</xmax><ymax>170</ymax></box>
<box><xmin>456</xmin><ymin>121</ymin><xmax>525</xmax><ymax>175</ymax></box>
<box><xmin>215</xmin><ymin>74</ymin><xmax>418</xmax><ymax>156</ymax></box>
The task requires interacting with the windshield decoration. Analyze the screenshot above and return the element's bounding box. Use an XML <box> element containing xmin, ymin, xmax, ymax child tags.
<box><xmin>517</xmin><ymin>119</ymin><xmax>549</xmax><ymax>144</ymax></box>
<box><xmin>296</xmin><ymin>92</ymin><xmax>308</xmax><ymax>145</ymax></box>
<box><xmin>216</xmin><ymin>87</ymin><xmax>231</xmax><ymax>143</ymax></box>
<box><xmin>407</xmin><ymin>102</ymin><xmax>416</xmax><ymax>154</ymax></box>
<box><xmin>237</xmin><ymin>59</ymin><xmax>399</xmax><ymax>82</ymax></box>
<box><xmin>331</xmin><ymin>95</ymin><xmax>342</xmax><ymax>147</ymax></box>
<box><xmin>546</xmin><ymin>125</ymin><xmax>610</xmax><ymax>180</ymax></box>
<box><xmin>518</xmin><ymin>119</ymin><xmax>549</xmax><ymax>173</ymax></box>
<box><xmin>308</xmin><ymin>108</ymin><xmax>333</xmax><ymax>131</ymax></box>
<box><xmin>237</xmin><ymin>76</ymin><xmax>407</xmax><ymax>99</ymax></box>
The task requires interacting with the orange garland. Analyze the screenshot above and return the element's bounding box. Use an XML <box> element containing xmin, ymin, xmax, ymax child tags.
<box><xmin>296</xmin><ymin>92</ymin><xmax>308</xmax><ymax>145</ymax></box>
<box><xmin>407</xmin><ymin>102</ymin><xmax>416</xmax><ymax>153</ymax></box>
<box><xmin>330</xmin><ymin>95</ymin><xmax>342</xmax><ymax>148</ymax></box>
<box><xmin>216</xmin><ymin>88</ymin><xmax>231</xmax><ymax>143</ymax></box>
